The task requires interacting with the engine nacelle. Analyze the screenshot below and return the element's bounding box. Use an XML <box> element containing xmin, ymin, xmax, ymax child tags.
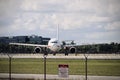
<box><xmin>34</xmin><ymin>47</ymin><xmax>42</xmax><ymax>53</ymax></box>
<box><xmin>69</xmin><ymin>47</ymin><xmax>76</xmax><ymax>53</ymax></box>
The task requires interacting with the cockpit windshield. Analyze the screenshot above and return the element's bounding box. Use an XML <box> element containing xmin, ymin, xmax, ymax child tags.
<box><xmin>51</xmin><ymin>41</ymin><xmax>58</xmax><ymax>43</ymax></box>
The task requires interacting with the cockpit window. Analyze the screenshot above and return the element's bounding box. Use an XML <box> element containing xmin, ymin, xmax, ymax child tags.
<box><xmin>51</xmin><ymin>41</ymin><xmax>58</xmax><ymax>43</ymax></box>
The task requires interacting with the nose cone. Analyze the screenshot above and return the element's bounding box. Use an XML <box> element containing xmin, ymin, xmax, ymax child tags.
<box><xmin>48</xmin><ymin>38</ymin><xmax>57</xmax><ymax>45</ymax></box>
<box><xmin>48</xmin><ymin>38</ymin><xmax>61</xmax><ymax>52</ymax></box>
<box><xmin>51</xmin><ymin>44</ymin><xmax>61</xmax><ymax>52</ymax></box>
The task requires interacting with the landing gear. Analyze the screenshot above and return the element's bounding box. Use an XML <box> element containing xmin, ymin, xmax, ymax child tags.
<box><xmin>64</xmin><ymin>47</ymin><xmax>69</xmax><ymax>56</ymax></box>
<box><xmin>43</xmin><ymin>47</ymin><xmax>48</xmax><ymax>56</ymax></box>
<box><xmin>65</xmin><ymin>52</ymin><xmax>68</xmax><ymax>56</ymax></box>
<box><xmin>53</xmin><ymin>52</ymin><xmax>56</xmax><ymax>56</ymax></box>
<box><xmin>65</xmin><ymin>49</ymin><xmax>69</xmax><ymax>56</ymax></box>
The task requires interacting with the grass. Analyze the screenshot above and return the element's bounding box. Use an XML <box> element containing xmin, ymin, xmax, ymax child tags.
<box><xmin>0</xmin><ymin>58</ymin><xmax>120</xmax><ymax>76</ymax></box>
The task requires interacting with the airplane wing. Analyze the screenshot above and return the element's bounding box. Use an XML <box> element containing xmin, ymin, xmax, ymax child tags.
<box><xmin>9</xmin><ymin>43</ymin><xmax>48</xmax><ymax>47</ymax></box>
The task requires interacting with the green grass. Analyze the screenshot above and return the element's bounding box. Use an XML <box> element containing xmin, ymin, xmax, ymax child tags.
<box><xmin>0</xmin><ymin>58</ymin><xmax>120</xmax><ymax>76</ymax></box>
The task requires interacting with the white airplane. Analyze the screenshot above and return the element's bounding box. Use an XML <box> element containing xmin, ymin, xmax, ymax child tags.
<box><xmin>9</xmin><ymin>27</ymin><xmax>77</xmax><ymax>55</ymax></box>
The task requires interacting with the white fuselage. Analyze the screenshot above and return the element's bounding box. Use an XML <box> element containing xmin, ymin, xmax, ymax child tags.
<box><xmin>48</xmin><ymin>38</ymin><xmax>61</xmax><ymax>52</ymax></box>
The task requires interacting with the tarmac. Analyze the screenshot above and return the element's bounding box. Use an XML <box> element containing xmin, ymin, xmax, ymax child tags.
<box><xmin>0</xmin><ymin>73</ymin><xmax>120</xmax><ymax>80</ymax></box>
<box><xmin>0</xmin><ymin>53</ymin><xmax>120</xmax><ymax>59</ymax></box>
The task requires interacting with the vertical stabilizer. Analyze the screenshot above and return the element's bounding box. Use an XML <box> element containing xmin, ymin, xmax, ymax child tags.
<box><xmin>57</xmin><ymin>24</ymin><xmax>59</xmax><ymax>40</ymax></box>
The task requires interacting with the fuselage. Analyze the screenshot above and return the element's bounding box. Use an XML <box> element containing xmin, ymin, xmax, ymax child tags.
<box><xmin>48</xmin><ymin>38</ymin><xmax>61</xmax><ymax>52</ymax></box>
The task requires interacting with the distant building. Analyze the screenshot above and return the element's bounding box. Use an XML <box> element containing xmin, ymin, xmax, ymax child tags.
<box><xmin>0</xmin><ymin>35</ymin><xmax>50</xmax><ymax>45</ymax></box>
<box><xmin>0</xmin><ymin>37</ymin><xmax>9</xmax><ymax>43</ymax></box>
<box><xmin>42</xmin><ymin>37</ymin><xmax>51</xmax><ymax>45</ymax></box>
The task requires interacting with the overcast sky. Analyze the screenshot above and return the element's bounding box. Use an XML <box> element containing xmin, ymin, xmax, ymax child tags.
<box><xmin>0</xmin><ymin>0</ymin><xmax>120</xmax><ymax>44</ymax></box>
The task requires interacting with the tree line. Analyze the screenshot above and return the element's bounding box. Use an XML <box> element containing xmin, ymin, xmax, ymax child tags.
<box><xmin>77</xmin><ymin>42</ymin><xmax>120</xmax><ymax>53</ymax></box>
<box><xmin>0</xmin><ymin>42</ymin><xmax>120</xmax><ymax>54</ymax></box>
<box><xmin>0</xmin><ymin>43</ymin><xmax>34</xmax><ymax>53</ymax></box>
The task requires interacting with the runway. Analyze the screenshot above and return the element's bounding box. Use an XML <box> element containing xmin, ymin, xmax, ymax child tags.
<box><xmin>0</xmin><ymin>53</ymin><xmax>120</xmax><ymax>59</ymax></box>
<box><xmin>0</xmin><ymin>73</ymin><xmax>120</xmax><ymax>80</ymax></box>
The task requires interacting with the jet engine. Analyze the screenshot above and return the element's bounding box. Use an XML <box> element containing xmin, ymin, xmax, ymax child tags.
<box><xmin>34</xmin><ymin>47</ymin><xmax>42</xmax><ymax>53</ymax></box>
<box><xmin>69</xmin><ymin>47</ymin><xmax>76</xmax><ymax>53</ymax></box>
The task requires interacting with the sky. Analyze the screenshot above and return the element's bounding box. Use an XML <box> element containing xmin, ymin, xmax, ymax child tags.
<box><xmin>0</xmin><ymin>0</ymin><xmax>120</xmax><ymax>44</ymax></box>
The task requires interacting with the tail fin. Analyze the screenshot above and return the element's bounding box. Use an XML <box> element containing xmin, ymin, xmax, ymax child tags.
<box><xmin>57</xmin><ymin>24</ymin><xmax>59</xmax><ymax>40</ymax></box>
